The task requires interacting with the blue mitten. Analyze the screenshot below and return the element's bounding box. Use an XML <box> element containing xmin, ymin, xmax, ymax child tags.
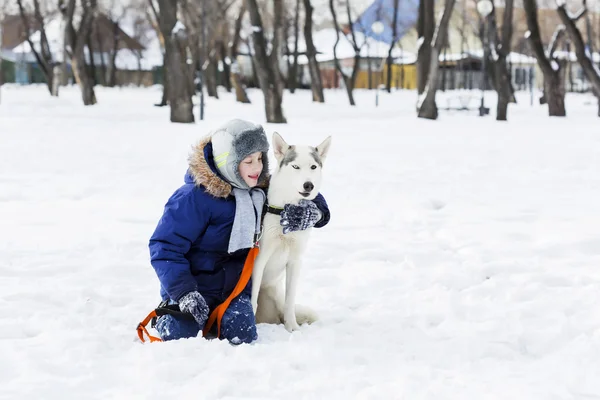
<box><xmin>280</xmin><ymin>199</ymin><xmax>322</xmax><ymax>234</ymax></box>
<box><xmin>178</xmin><ymin>291</ymin><xmax>209</xmax><ymax>329</ymax></box>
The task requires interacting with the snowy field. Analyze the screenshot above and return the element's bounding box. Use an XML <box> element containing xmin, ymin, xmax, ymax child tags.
<box><xmin>1</xmin><ymin>85</ymin><xmax>600</xmax><ymax>399</ymax></box>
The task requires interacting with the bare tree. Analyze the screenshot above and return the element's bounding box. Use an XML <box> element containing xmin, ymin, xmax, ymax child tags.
<box><xmin>157</xmin><ymin>0</ymin><xmax>194</xmax><ymax>122</ymax></box>
<box><xmin>417</xmin><ymin>0</ymin><xmax>434</xmax><ymax>95</ymax></box>
<box><xmin>386</xmin><ymin>0</ymin><xmax>400</xmax><ymax>93</ymax></box>
<box><xmin>246</xmin><ymin>0</ymin><xmax>286</xmax><ymax>123</ymax></box>
<box><xmin>329</xmin><ymin>0</ymin><xmax>362</xmax><ymax>106</ymax></box>
<box><xmin>270</xmin><ymin>0</ymin><xmax>287</xmax><ymax>101</ymax></box>
<box><xmin>206</xmin><ymin>50</ymin><xmax>219</xmax><ymax>98</ymax></box>
<box><xmin>130</xmin><ymin>13</ymin><xmax>152</xmax><ymax>86</ymax></box>
<box><xmin>288</xmin><ymin>0</ymin><xmax>301</xmax><ymax>93</ymax></box>
<box><xmin>489</xmin><ymin>0</ymin><xmax>516</xmax><ymax>120</ymax></box>
<box><xmin>557</xmin><ymin>0</ymin><xmax>600</xmax><ymax>116</ymax></box>
<box><xmin>417</xmin><ymin>0</ymin><xmax>456</xmax><ymax>119</ymax></box>
<box><xmin>217</xmin><ymin>21</ymin><xmax>231</xmax><ymax>93</ymax></box>
<box><xmin>230</xmin><ymin>3</ymin><xmax>251</xmax><ymax>103</ymax></box>
<box><xmin>303</xmin><ymin>0</ymin><xmax>324</xmax><ymax>102</ymax></box>
<box><xmin>146</xmin><ymin>0</ymin><xmax>168</xmax><ymax>106</ymax></box>
<box><xmin>17</xmin><ymin>0</ymin><xmax>58</xmax><ymax>96</ymax></box>
<box><xmin>61</xmin><ymin>0</ymin><xmax>98</xmax><ymax>106</ymax></box>
<box><xmin>524</xmin><ymin>0</ymin><xmax>566</xmax><ymax>116</ymax></box>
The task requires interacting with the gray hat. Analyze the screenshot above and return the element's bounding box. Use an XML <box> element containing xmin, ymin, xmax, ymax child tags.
<box><xmin>211</xmin><ymin>119</ymin><xmax>270</xmax><ymax>189</ymax></box>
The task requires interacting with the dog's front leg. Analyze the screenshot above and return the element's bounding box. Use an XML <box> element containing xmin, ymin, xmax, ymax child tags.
<box><xmin>251</xmin><ymin>243</ymin><xmax>277</xmax><ymax>315</ymax></box>
<box><xmin>283</xmin><ymin>257</ymin><xmax>302</xmax><ymax>332</ymax></box>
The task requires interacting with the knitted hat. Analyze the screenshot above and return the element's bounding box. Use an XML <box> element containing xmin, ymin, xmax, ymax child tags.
<box><xmin>210</xmin><ymin>119</ymin><xmax>270</xmax><ymax>189</ymax></box>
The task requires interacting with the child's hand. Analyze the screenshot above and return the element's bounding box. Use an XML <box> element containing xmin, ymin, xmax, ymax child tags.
<box><xmin>178</xmin><ymin>291</ymin><xmax>209</xmax><ymax>330</ymax></box>
<box><xmin>280</xmin><ymin>199</ymin><xmax>322</xmax><ymax>234</ymax></box>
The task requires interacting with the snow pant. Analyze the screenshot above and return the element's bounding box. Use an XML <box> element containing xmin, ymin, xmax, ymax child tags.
<box><xmin>155</xmin><ymin>294</ymin><xmax>258</xmax><ymax>345</ymax></box>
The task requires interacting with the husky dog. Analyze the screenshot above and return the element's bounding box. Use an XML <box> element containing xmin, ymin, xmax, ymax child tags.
<box><xmin>251</xmin><ymin>132</ymin><xmax>332</xmax><ymax>332</ymax></box>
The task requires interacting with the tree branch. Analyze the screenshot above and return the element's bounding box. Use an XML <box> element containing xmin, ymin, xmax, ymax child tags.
<box><xmin>221</xmin><ymin>0</ymin><xmax>237</xmax><ymax>13</ymax></box>
<box><xmin>329</xmin><ymin>0</ymin><xmax>345</xmax><ymax>79</ymax></box>
<box><xmin>501</xmin><ymin>0</ymin><xmax>514</xmax><ymax>54</ymax></box>
<box><xmin>230</xmin><ymin>2</ymin><xmax>245</xmax><ymax>59</ymax></box>
<box><xmin>345</xmin><ymin>1</ymin><xmax>360</xmax><ymax>53</ymax></box>
<box><xmin>432</xmin><ymin>0</ymin><xmax>455</xmax><ymax>50</ymax></box>
<box><xmin>548</xmin><ymin>25</ymin><xmax>566</xmax><ymax>57</ymax></box>
<box><xmin>557</xmin><ymin>1</ymin><xmax>600</xmax><ymax>95</ymax></box>
<box><xmin>17</xmin><ymin>0</ymin><xmax>49</xmax><ymax>76</ymax></box>
<box><xmin>523</xmin><ymin>0</ymin><xmax>556</xmax><ymax>76</ymax></box>
<box><xmin>572</xmin><ymin>5</ymin><xmax>587</xmax><ymax>22</ymax></box>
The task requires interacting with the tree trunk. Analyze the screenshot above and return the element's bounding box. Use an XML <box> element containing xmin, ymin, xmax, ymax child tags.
<box><xmin>289</xmin><ymin>0</ymin><xmax>301</xmax><ymax>93</ymax></box>
<box><xmin>329</xmin><ymin>0</ymin><xmax>360</xmax><ymax>106</ymax></box>
<box><xmin>303</xmin><ymin>0</ymin><xmax>325</xmax><ymax>102</ymax></box>
<box><xmin>230</xmin><ymin>4</ymin><xmax>250</xmax><ymax>103</ymax></box>
<box><xmin>249</xmin><ymin>44</ymin><xmax>259</xmax><ymax>86</ymax></box>
<box><xmin>106</xmin><ymin>21</ymin><xmax>119</xmax><ymax>87</ymax></box>
<box><xmin>62</xmin><ymin>0</ymin><xmax>98</xmax><ymax>106</ymax></box>
<box><xmin>51</xmin><ymin>65</ymin><xmax>62</xmax><ymax>96</ymax></box>
<box><xmin>544</xmin><ymin>76</ymin><xmax>566</xmax><ymax>116</ymax></box>
<box><xmin>148</xmin><ymin>0</ymin><xmax>167</xmax><ymax>104</ymax></box>
<box><xmin>94</xmin><ymin>27</ymin><xmax>106</xmax><ymax>85</ymax></box>
<box><xmin>136</xmin><ymin>51</ymin><xmax>143</xmax><ymax>86</ymax></box>
<box><xmin>557</xmin><ymin>2</ymin><xmax>600</xmax><ymax>117</ymax></box>
<box><xmin>418</xmin><ymin>0</ymin><xmax>456</xmax><ymax>119</ymax></box>
<box><xmin>206</xmin><ymin>56</ymin><xmax>219</xmax><ymax>98</ymax></box>
<box><xmin>418</xmin><ymin>46</ymin><xmax>441</xmax><ymax>119</ymax></box>
<box><xmin>219</xmin><ymin>40</ymin><xmax>231</xmax><ymax>92</ymax></box>
<box><xmin>491</xmin><ymin>0</ymin><xmax>515</xmax><ymax>121</ymax></box>
<box><xmin>270</xmin><ymin>0</ymin><xmax>286</xmax><ymax>100</ymax></box>
<box><xmin>417</xmin><ymin>0</ymin><xmax>435</xmax><ymax>95</ymax></box>
<box><xmin>157</xmin><ymin>59</ymin><xmax>169</xmax><ymax>106</ymax></box>
<box><xmin>231</xmin><ymin>63</ymin><xmax>251</xmax><ymax>103</ymax></box>
<box><xmin>387</xmin><ymin>0</ymin><xmax>400</xmax><ymax>92</ymax></box>
<box><xmin>158</xmin><ymin>0</ymin><xmax>194</xmax><ymax>123</ymax></box>
<box><xmin>87</xmin><ymin>32</ymin><xmax>97</xmax><ymax>86</ymax></box>
<box><xmin>524</xmin><ymin>0</ymin><xmax>566</xmax><ymax>116</ymax></box>
<box><xmin>496</xmin><ymin>62</ymin><xmax>511</xmax><ymax>120</ymax></box>
<box><xmin>18</xmin><ymin>0</ymin><xmax>56</xmax><ymax>96</ymax></box>
<box><xmin>72</xmin><ymin>54</ymin><xmax>97</xmax><ymax>105</ymax></box>
<box><xmin>246</xmin><ymin>0</ymin><xmax>286</xmax><ymax>123</ymax></box>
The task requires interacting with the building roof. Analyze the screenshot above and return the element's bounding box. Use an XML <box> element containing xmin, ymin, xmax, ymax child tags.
<box><xmin>1</xmin><ymin>12</ymin><xmax>145</xmax><ymax>52</ymax></box>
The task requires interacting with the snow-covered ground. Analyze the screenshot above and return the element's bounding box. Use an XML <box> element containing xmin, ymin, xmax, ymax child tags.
<box><xmin>1</xmin><ymin>85</ymin><xmax>600</xmax><ymax>399</ymax></box>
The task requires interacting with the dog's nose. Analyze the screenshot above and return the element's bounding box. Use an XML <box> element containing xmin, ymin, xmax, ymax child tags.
<box><xmin>303</xmin><ymin>182</ymin><xmax>314</xmax><ymax>192</ymax></box>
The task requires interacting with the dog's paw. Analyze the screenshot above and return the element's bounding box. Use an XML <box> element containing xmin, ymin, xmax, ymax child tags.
<box><xmin>284</xmin><ymin>316</ymin><xmax>301</xmax><ymax>332</ymax></box>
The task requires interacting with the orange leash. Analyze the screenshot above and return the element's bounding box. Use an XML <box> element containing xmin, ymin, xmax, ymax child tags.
<box><xmin>137</xmin><ymin>310</ymin><xmax>162</xmax><ymax>343</ymax></box>
<box><xmin>202</xmin><ymin>246</ymin><xmax>259</xmax><ymax>338</ymax></box>
<box><xmin>136</xmin><ymin>246</ymin><xmax>259</xmax><ymax>343</ymax></box>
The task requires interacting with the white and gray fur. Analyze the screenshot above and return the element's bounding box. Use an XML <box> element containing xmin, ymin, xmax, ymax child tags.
<box><xmin>251</xmin><ymin>132</ymin><xmax>332</xmax><ymax>332</ymax></box>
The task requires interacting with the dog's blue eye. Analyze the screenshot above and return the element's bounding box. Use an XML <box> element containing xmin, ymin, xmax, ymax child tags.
<box><xmin>311</xmin><ymin>165</ymin><xmax>317</xmax><ymax>170</ymax></box>
<box><xmin>292</xmin><ymin>165</ymin><xmax>300</xmax><ymax>170</ymax></box>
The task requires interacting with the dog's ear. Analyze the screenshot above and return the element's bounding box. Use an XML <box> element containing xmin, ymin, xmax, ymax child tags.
<box><xmin>272</xmin><ymin>132</ymin><xmax>289</xmax><ymax>162</ymax></box>
<box><xmin>315</xmin><ymin>136</ymin><xmax>332</xmax><ymax>163</ymax></box>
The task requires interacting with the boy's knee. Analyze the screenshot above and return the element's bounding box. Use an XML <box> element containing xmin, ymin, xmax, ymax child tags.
<box><xmin>156</xmin><ymin>314</ymin><xmax>200</xmax><ymax>341</ymax></box>
<box><xmin>221</xmin><ymin>301</ymin><xmax>258</xmax><ymax>344</ymax></box>
<box><xmin>223</xmin><ymin>322</ymin><xmax>257</xmax><ymax>345</ymax></box>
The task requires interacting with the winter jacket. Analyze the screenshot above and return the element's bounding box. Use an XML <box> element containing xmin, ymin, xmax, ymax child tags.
<box><xmin>149</xmin><ymin>137</ymin><xmax>330</xmax><ymax>308</ymax></box>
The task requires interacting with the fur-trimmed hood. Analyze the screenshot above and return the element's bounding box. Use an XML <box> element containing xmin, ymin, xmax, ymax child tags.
<box><xmin>187</xmin><ymin>135</ymin><xmax>269</xmax><ymax>198</ymax></box>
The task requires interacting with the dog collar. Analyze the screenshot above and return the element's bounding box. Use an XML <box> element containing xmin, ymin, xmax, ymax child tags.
<box><xmin>265</xmin><ymin>204</ymin><xmax>284</xmax><ymax>216</ymax></box>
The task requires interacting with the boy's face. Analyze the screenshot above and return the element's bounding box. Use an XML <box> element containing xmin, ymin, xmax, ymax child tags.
<box><xmin>239</xmin><ymin>151</ymin><xmax>263</xmax><ymax>187</ymax></box>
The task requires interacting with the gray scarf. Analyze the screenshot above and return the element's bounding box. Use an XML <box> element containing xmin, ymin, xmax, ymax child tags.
<box><xmin>228</xmin><ymin>187</ymin><xmax>266</xmax><ymax>253</ymax></box>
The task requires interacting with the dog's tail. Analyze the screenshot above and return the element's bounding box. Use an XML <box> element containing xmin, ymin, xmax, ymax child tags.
<box><xmin>294</xmin><ymin>304</ymin><xmax>319</xmax><ymax>325</ymax></box>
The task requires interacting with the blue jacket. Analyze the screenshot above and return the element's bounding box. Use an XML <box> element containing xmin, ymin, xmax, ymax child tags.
<box><xmin>149</xmin><ymin>137</ymin><xmax>330</xmax><ymax>309</ymax></box>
